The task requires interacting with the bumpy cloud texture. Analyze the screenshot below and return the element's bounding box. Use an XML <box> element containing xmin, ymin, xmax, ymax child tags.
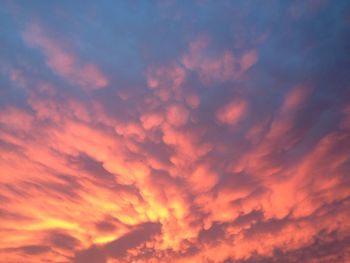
<box><xmin>1</xmin><ymin>1</ymin><xmax>350</xmax><ymax>262</ymax></box>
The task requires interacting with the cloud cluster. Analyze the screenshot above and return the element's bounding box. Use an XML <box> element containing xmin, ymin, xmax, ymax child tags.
<box><xmin>0</xmin><ymin>1</ymin><xmax>350</xmax><ymax>262</ymax></box>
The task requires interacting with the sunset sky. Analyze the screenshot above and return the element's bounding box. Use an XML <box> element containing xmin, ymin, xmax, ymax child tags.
<box><xmin>1</xmin><ymin>1</ymin><xmax>350</xmax><ymax>262</ymax></box>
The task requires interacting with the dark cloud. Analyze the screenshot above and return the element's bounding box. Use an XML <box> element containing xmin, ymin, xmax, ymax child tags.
<box><xmin>68</xmin><ymin>153</ymin><xmax>116</xmax><ymax>182</ymax></box>
<box><xmin>48</xmin><ymin>231</ymin><xmax>80</xmax><ymax>250</ymax></box>
<box><xmin>103</xmin><ymin>222</ymin><xmax>162</xmax><ymax>259</ymax></box>
<box><xmin>95</xmin><ymin>221</ymin><xmax>116</xmax><ymax>233</ymax></box>
<box><xmin>199</xmin><ymin>222</ymin><xmax>226</xmax><ymax>243</ymax></box>
<box><xmin>236</xmin><ymin>232</ymin><xmax>350</xmax><ymax>263</ymax></box>
<box><xmin>74</xmin><ymin>245</ymin><xmax>106</xmax><ymax>263</ymax></box>
<box><xmin>8</xmin><ymin>245</ymin><xmax>51</xmax><ymax>255</ymax></box>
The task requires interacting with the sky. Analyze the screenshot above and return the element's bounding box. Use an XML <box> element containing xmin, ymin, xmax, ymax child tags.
<box><xmin>0</xmin><ymin>1</ymin><xmax>350</xmax><ymax>262</ymax></box>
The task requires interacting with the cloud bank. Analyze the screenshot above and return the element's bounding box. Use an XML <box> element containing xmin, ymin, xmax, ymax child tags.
<box><xmin>0</xmin><ymin>1</ymin><xmax>350</xmax><ymax>262</ymax></box>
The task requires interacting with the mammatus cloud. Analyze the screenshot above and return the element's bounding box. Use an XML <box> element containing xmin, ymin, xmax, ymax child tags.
<box><xmin>182</xmin><ymin>35</ymin><xmax>258</xmax><ymax>84</ymax></box>
<box><xmin>0</xmin><ymin>1</ymin><xmax>350</xmax><ymax>262</ymax></box>
<box><xmin>216</xmin><ymin>99</ymin><xmax>248</xmax><ymax>126</ymax></box>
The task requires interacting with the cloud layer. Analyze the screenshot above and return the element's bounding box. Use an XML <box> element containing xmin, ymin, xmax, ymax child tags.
<box><xmin>1</xmin><ymin>1</ymin><xmax>350</xmax><ymax>262</ymax></box>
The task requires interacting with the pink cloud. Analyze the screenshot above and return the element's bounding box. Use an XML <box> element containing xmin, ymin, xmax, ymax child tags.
<box><xmin>182</xmin><ymin>35</ymin><xmax>259</xmax><ymax>84</ymax></box>
<box><xmin>140</xmin><ymin>112</ymin><xmax>164</xmax><ymax>130</ymax></box>
<box><xmin>216</xmin><ymin>99</ymin><xmax>248</xmax><ymax>125</ymax></box>
<box><xmin>146</xmin><ymin>63</ymin><xmax>186</xmax><ymax>101</ymax></box>
<box><xmin>185</xmin><ymin>92</ymin><xmax>200</xmax><ymax>109</ymax></box>
<box><xmin>0</xmin><ymin>107</ymin><xmax>33</xmax><ymax>131</ymax></box>
<box><xmin>22</xmin><ymin>24</ymin><xmax>108</xmax><ymax>91</ymax></box>
<box><xmin>166</xmin><ymin>104</ymin><xmax>190</xmax><ymax>127</ymax></box>
<box><xmin>240</xmin><ymin>50</ymin><xmax>258</xmax><ymax>73</ymax></box>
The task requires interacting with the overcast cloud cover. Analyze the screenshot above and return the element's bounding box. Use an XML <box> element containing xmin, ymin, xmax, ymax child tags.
<box><xmin>1</xmin><ymin>0</ymin><xmax>350</xmax><ymax>262</ymax></box>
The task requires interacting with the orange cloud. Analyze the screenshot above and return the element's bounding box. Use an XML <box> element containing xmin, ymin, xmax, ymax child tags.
<box><xmin>188</xmin><ymin>163</ymin><xmax>218</xmax><ymax>193</ymax></box>
<box><xmin>1</xmin><ymin>6</ymin><xmax>350</xmax><ymax>262</ymax></box>
<box><xmin>2</xmin><ymin>67</ymin><xmax>350</xmax><ymax>262</ymax></box>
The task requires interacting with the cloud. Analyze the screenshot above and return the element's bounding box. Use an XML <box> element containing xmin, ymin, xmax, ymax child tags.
<box><xmin>140</xmin><ymin>112</ymin><xmax>164</xmax><ymax>130</ymax></box>
<box><xmin>166</xmin><ymin>104</ymin><xmax>190</xmax><ymax>127</ymax></box>
<box><xmin>1</xmin><ymin>1</ymin><xmax>350</xmax><ymax>262</ymax></box>
<box><xmin>216</xmin><ymin>99</ymin><xmax>248</xmax><ymax>126</ymax></box>
<box><xmin>188</xmin><ymin>163</ymin><xmax>219</xmax><ymax>193</ymax></box>
<box><xmin>182</xmin><ymin>35</ymin><xmax>258</xmax><ymax>84</ymax></box>
<box><xmin>48</xmin><ymin>231</ymin><xmax>80</xmax><ymax>250</ymax></box>
<box><xmin>146</xmin><ymin>63</ymin><xmax>186</xmax><ymax>101</ymax></box>
<box><xmin>103</xmin><ymin>222</ymin><xmax>161</xmax><ymax>259</ymax></box>
<box><xmin>74</xmin><ymin>245</ymin><xmax>106</xmax><ymax>263</ymax></box>
<box><xmin>22</xmin><ymin>23</ymin><xmax>108</xmax><ymax>91</ymax></box>
<box><xmin>10</xmin><ymin>245</ymin><xmax>51</xmax><ymax>255</ymax></box>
